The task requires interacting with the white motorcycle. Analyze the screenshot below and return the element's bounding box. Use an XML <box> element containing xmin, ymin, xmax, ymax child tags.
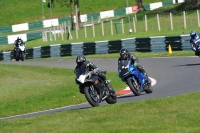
<box><xmin>76</xmin><ymin>65</ymin><xmax>117</xmax><ymax>107</ymax></box>
<box><xmin>15</xmin><ymin>41</ymin><xmax>26</xmax><ymax>61</ymax></box>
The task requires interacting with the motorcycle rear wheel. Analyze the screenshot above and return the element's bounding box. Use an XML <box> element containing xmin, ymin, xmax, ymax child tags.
<box><xmin>84</xmin><ymin>85</ymin><xmax>100</xmax><ymax>107</ymax></box>
<box><xmin>105</xmin><ymin>83</ymin><xmax>117</xmax><ymax>104</ymax></box>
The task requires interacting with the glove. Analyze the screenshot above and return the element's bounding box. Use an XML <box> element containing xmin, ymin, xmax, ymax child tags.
<box><xmin>93</xmin><ymin>68</ymin><xmax>99</xmax><ymax>74</ymax></box>
<box><xmin>133</xmin><ymin>62</ymin><xmax>137</xmax><ymax>66</ymax></box>
<box><xmin>86</xmin><ymin>71</ymin><xmax>92</xmax><ymax>77</ymax></box>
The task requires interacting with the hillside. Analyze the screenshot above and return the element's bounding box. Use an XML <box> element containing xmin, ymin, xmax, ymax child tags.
<box><xmin>0</xmin><ymin>0</ymin><xmax>167</xmax><ymax>27</ymax></box>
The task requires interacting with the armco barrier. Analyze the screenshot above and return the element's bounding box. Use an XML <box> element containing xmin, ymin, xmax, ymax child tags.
<box><xmin>0</xmin><ymin>32</ymin><xmax>42</xmax><ymax>45</ymax></box>
<box><xmin>0</xmin><ymin>35</ymin><xmax>191</xmax><ymax>61</ymax></box>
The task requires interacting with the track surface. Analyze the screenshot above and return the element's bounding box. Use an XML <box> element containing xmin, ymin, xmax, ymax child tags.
<box><xmin>1</xmin><ymin>56</ymin><xmax>200</xmax><ymax>120</ymax></box>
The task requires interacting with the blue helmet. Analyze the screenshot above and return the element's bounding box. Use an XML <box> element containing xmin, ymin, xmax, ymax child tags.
<box><xmin>190</xmin><ymin>30</ymin><xmax>197</xmax><ymax>39</ymax></box>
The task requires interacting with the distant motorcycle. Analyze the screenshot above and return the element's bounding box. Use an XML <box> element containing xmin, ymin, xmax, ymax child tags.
<box><xmin>76</xmin><ymin>65</ymin><xmax>117</xmax><ymax>107</ymax></box>
<box><xmin>15</xmin><ymin>41</ymin><xmax>26</xmax><ymax>61</ymax></box>
<box><xmin>118</xmin><ymin>60</ymin><xmax>153</xmax><ymax>96</ymax></box>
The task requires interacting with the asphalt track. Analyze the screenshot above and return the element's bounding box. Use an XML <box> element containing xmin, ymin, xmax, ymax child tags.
<box><xmin>1</xmin><ymin>56</ymin><xmax>200</xmax><ymax>120</ymax></box>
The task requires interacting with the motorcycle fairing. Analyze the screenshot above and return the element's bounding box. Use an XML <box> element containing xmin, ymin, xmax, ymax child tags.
<box><xmin>118</xmin><ymin>60</ymin><xmax>146</xmax><ymax>90</ymax></box>
<box><xmin>76</xmin><ymin>63</ymin><xmax>100</xmax><ymax>84</ymax></box>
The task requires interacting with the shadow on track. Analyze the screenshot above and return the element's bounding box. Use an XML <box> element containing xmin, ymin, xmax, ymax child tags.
<box><xmin>117</xmin><ymin>93</ymin><xmax>145</xmax><ymax>99</ymax></box>
<box><xmin>172</xmin><ymin>63</ymin><xmax>200</xmax><ymax>67</ymax></box>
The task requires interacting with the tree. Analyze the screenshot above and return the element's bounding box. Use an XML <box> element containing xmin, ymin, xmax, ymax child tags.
<box><xmin>48</xmin><ymin>0</ymin><xmax>54</xmax><ymax>8</ymax></box>
<box><xmin>138</xmin><ymin>0</ymin><xmax>145</xmax><ymax>11</ymax></box>
<box><xmin>185</xmin><ymin>0</ymin><xmax>198</xmax><ymax>5</ymax></box>
<box><xmin>74</xmin><ymin>0</ymin><xmax>81</xmax><ymax>29</ymax></box>
<box><xmin>55</xmin><ymin>0</ymin><xmax>75</xmax><ymax>30</ymax></box>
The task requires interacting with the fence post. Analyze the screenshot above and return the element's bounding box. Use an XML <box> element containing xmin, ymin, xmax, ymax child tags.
<box><xmin>170</xmin><ymin>12</ymin><xmax>173</xmax><ymax>30</ymax></box>
<box><xmin>110</xmin><ymin>20</ymin><xmax>113</xmax><ymax>35</ymax></box>
<box><xmin>61</xmin><ymin>26</ymin><xmax>64</xmax><ymax>40</ymax></box>
<box><xmin>84</xmin><ymin>21</ymin><xmax>87</xmax><ymax>38</ymax></box>
<box><xmin>197</xmin><ymin>10</ymin><xmax>200</xmax><ymax>27</ymax></box>
<box><xmin>92</xmin><ymin>17</ymin><xmax>95</xmax><ymax>37</ymax></box>
<box><xmin>49</xmin><ymin>28</ymin><xmax>52</xmax><ymax>41</ymax></box>
<box><xmin>183</xmin><ymin>11</ymin><xmax>187</xmax><ymax>29</ymax></box>
<box><xmin>68</xmin><ymin>21</ymin><xmax>73</xmax><ymax>40</ymax></box>
<box><xmin>76</xmin><ymin>23</ymin><xmax>79</xmax><ymax>39</ymax></box>
<box><xmin>145</xmin><ymin>15</ymin><xmax>148</xmax><ymax>32</ymax></box>
<box><xmin>45</xmin><ymin>30</ymin><xmax>48</xmax><ymax>41</ymax></box>
<box><xmin>121</xmin><ymin>19</ymin><xmax>124</xmax><ymax>34</ymax></box>
<box><xmin>53</xmin><ymin>26</ymin><xmax>56</xmax><ymax>40</ymax></box>
<box><xmin>157</xmin><ymin>14</ymin><xmax>161</xmax><ymax>31</ymax></box>
<box><xmin>134</xmin><ymin>13</ymin><xmax>137</xmax><ymax>22</ymax></box>
<box><xmin>64</xmin><ymin>22</ymin><xmax>67</xmax><ymax>33</ymax></box>
<box><xmin>101</xmin><ymin>21</ymin><xmax>104</xmax><ymax>36</ymax></box>
<box><xmin>42</xmin><ymin>32</ymin><xmax>45</xmax><ymax>42</ymax></box>
<box><xmin>133</xmin><ymin>17</ymin><xmax>136</xmax><ymax>33</ymax></box>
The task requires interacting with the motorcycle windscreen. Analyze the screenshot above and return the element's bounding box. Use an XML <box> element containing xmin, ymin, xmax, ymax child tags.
<box><xmin>19</xmin><ymin>43</ymin><xmax>24</xmax><ymax>46</ymax></box>
<box><xmin>76</xmin><ymin>64</ymin><xmax>90</xmax><ymax>77</ymax></box>
<box><xmin>118</xmin><ymin>60</ymin><xmax>133</xmax><ymax>78</ymax></box>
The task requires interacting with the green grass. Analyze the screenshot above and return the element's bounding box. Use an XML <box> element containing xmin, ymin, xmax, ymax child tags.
<box><xmin>1</xmin><ymin>91</ymin><xmax>200</xmax><ymax>133</ymax></box>
<box><xmin>0</xmin><ymin>64</ymin><xmax>126</xmax><ymax>117</ymax></box>
<box><xmin>0</xmin><ymin>0</ymin><xmax>167</xmax><ymax>27</ymax></box>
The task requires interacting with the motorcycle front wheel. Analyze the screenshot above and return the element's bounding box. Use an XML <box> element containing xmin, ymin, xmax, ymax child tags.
<box><xmin>127</xmin><ymin>79</ymin><xmax>141</xmax><ymax>96</ymax></box>
<box><xmin>84</xmin><ymin>85</ymin><xmax>100</xmax><ymax>107</ymax></box>
<box><xmin>21</xmin><ymin>52</ymin><xmax>25</xmax><ymax>61</ymax></box>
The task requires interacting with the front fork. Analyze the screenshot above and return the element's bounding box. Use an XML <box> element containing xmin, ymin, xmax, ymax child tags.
<box><xmin>92</xmin><ymin>80</ymin><xmax>104</xmax><ymax>101</ymax></box>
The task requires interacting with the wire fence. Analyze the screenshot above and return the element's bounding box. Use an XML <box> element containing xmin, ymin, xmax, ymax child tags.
<box><xmin>42</xmin><ymin>10</ymin><xmax>200</xmax><ymax>41</ymax></box>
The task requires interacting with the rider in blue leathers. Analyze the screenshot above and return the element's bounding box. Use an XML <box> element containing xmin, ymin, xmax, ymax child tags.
<box><xmin>190</xmin><ymin>30</ymin><xmax>200</xmax><ymax>56</ymax></box>
<box><xmin>118</xmin><ymin>48</ymin><xmax>150</xmax><ymax>84</ymax></box>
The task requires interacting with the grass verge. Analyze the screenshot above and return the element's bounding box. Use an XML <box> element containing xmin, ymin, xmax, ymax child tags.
<box><xmin>0</xmin><ymin>92</ymin><xmax>200</xmax><ymax>133</ymax></box>
<box><xmin>0</xmin><ymin>64</ymin><xmax>126</xmax><ymax>117</ymax></box>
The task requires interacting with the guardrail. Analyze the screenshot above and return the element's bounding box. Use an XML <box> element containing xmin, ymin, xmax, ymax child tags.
<box><xmin>0</xmin><ymin>35</ymin><xmax>191</xmax><ymax>61</ymax></box>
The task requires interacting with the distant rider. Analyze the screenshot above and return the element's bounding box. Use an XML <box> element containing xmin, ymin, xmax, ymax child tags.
<box><xmin>118</xmin><ymin>48</ymin><xmax>150</xmax><ymax>84</ymax></box>
<box><xmin>13</xmin><ymin>37</ymin><xmax>26</xmax><ymax>56</ymax></box>
<box><xmin>190</xmin><ymin>30</ymin><xmax>200</xmax><ymax>56</ymax></box>
<box><xmin>74</xmin><ymin>55</ymin><xmax>110</xmax><ymax>94</ymax></box>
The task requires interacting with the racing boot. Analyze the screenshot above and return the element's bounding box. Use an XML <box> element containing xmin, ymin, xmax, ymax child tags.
<box><xmin>104</xmin><ymin>80</ymin><xmax>115</xmax><ymax>94</ymax></box>
<box><xmin>143</xmin><ymin>72</ymin><xmax>151</xmax><ymax>85</ymax></box>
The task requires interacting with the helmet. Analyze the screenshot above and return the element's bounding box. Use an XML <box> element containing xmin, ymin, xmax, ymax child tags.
<box><xmin>76</xmin><ymin>55</ymin><xmax>86</xmax><ymax>66</ymax></box>
<box><xmin>190</xmin><ymin>30</ymin><xmax>197</xmax><ymax>39</ymax></box>
<box><xmin>120</xmin><ymin>48</ymin><xmax>129</xmax><ymax>59</ymax></box>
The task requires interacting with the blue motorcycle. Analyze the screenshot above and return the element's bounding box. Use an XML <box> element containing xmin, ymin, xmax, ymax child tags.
<box><xmin>118</xmin><ymin>60</ymin><xmax>153</xmax><ymax>96</ymax></box>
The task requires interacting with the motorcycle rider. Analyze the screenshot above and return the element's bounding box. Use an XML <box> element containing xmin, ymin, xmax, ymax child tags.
<box><xmin>74</xmin><ymin>55</ymin><xmax>110</xmax><ymax>95</ymax></box>
<box><xmin>13</xmin><ymin>37</ymin><xmax>26</xmax><ymax>57</ymax></box>
<box><xmin>118</xmin><ymin>48</ymin><xmax>150</xmax><ymax>84</ymax></box>
<box><xmin>190</xmin><ymin>30</ymin><xmax>200</xmax><ymax>56</ymax></box>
